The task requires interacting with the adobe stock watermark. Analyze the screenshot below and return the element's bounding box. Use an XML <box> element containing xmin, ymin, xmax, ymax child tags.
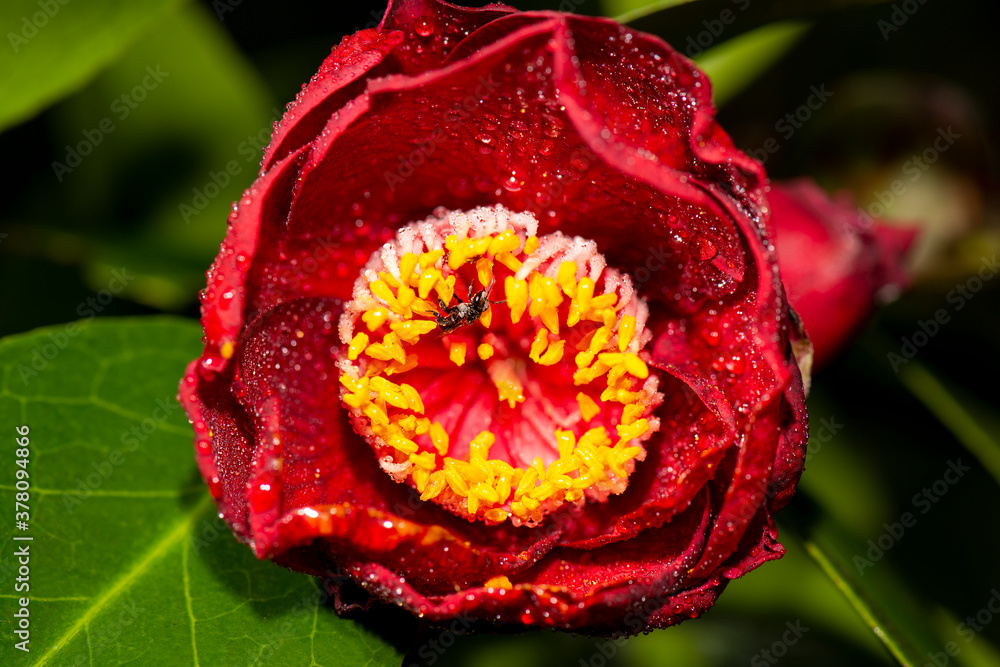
<box><xmin>750</xmin><ymin>620</ymin><xmax>810</xmax><ymax>666</ymax></box>
<box><xmin>7</xmin><ymin>0</ymin><xmax>71</xmax><ymax>54</ymax></box>
<box><xmin>178</xmin><ymin>106</ymin><xmax>284</xmax><ymax>224</ymax></box>
<box><xmin>683</xmin><ymin>0</ymin><xmax>752</xmax><ymax>58</ymax></box>
<box><xmin>853</xmin><ymin>459</ymin><xmax>970</xmax><ymax>575</ymax></box>
<box><xmin>745</xmin><ymin>84</ymin><xmax>834</xmax><ymax>166</ymax></box>
<box><xmin>922</xmin><ymin>588</ymin><xmax>1000</xmax><ymax>667</ymax></box>
<box><xmin>886</xmin><ymin>254</ymin><xmax>998</xmax><ymax>372</ymax></box>
<box><xmin>51</xmin><ymin>66</ymin><xmax>170</xmax><ymax>182</ymax></box>
<box><xmin>861</xmin><ymin>126</ymin><xmax>960</xmax><ymax>222</ymax></box>
<box><xmin>16</xmin><ymin>268</ymin><xmax>135</xmax><ymax>384</ymax></box>
<box><xmin>877</xmin><ymin>0</ymin><xmax>930</xmax><ymax>41</ymax></box>
<box><xmin>61</xmin><ymin>396</ymin><xmax>179</xmax><ymax>513</ymax></box>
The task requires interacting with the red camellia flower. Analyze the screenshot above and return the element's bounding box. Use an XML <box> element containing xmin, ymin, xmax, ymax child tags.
<box><xmin>180</xmin><ymin>0</ymin><xmax>811</xmax><ymax>632</ymax></box>
<box><xmin>769</xmin><ymin>179</ymin><xmax>918</xmax><ymax>369</ymax></box>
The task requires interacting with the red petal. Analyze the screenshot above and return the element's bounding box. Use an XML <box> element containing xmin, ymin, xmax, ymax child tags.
<box><xmin>770</xmin><ymin>179</ymin><xmax>918</xmax><ymax>367</ymax></box>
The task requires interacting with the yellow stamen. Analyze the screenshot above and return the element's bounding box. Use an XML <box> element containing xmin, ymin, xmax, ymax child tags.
<box><xmin>348</xmin><ymin>332</ymin><xmax>369</xmax><ymax>360</ymax></box>
<box><xmin>555</xmin><ymin>429</ymin><xmax>576</xmax><ymax>458</ymax></box>
<box><xmin>362</xmin><ymin>306</ymin><xmax>390</xmax><ymax>332</ymax></box>
<box><xmin>616</xmin><ymin>418</ymin><xmax>650</xmax><ymax>444</ymax></box>
<box><xmin>621</xmin><ymin>403</ymin><xmax>645</xmax><ymax>425</ymax></box>
<box><xmin>577</xmin><ymin>393</ymin><xmax>600</xmax><ymax>422</ymax></box>
<box><xmin>523</xmin><ymin>235</ymin><xmax>539</xmax><ymax>254</ymax></box>
<box><xmin>435</xmin><ymin>274</ymin><xmax>456</xmax><ymax>304</ymax></box>
<box><xmin>418</xmin><ymin>269</ymin><xmax>440</xmax><ymax>299</ymax></box>
<box><xmin>557</xmin><ymin>261</ymin><xmax>578</xmax><ymax>297</ymax></box>
<box><xmin>477</xmin><ymin>343</ymin><xmax>494</xmax><ymax>360</ymax></box>
<box><xmin>537</xmin><ymin>339</ymin><xmax>565</xmax><ymax>365</ymax></box>
<box><xmin>529</xmin><ymin>328</ymin><xmax>549</xmax><ymax>362</ymax></box>
<box><xmin>504</xmin><ymin>276</ymin><xmax>528</xmax><ymax>323</ymax></box>
<box><xmin>449</xmin><ymin>341</ymin><xmax>467</xmax><ymax>366</ymax></box>
<box><xmin>420</xmin><ymin>471</ymin><xmax>447</xmax><ymax>500</ymax></box>
<box><xmin>390</xmin><ymin>319</ymin><xmax>437</xmax><ymax>343</ymax></box>
<box><xmin>476</xmin><ymin>257</ymin><xmax>493</xmax><ymax>289</ymax></box>
<box><xmin>429</xmin><ymin>422</ymin><xmax>450</xmax><ymax>456</ymax></box>
<box><xmin>618</xmin><ymin>315</ymin><xmax>636</xmax><ymax>352</ymax></box>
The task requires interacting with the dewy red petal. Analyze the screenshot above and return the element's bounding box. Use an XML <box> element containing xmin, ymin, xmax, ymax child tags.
<box><xmin>182</xmin><ymin>0</ymin><xmax>811</xmax><ymax>633</ymax></box>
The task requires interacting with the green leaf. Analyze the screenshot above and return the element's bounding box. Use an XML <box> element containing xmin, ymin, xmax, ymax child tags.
<box><xmin>0</xmin><ymin>0</ymin><xmax>188</xmax><ymax>133</ymax></box>
<box><xmin>778</xmin><ymin>492</ymin><xmax>944</xmax><ymax>667</ymax></box>
<box><xmin>695</xmin><ymin>21</ymin><xmax>811</xmax><ymax>106</ymax></box>
<box><xmin>897</xmin><ymin>361</ymin><xmax>1000</xmax><ymax>489</ymax></box>
<box><xmin>0</xmin><ymin>318</ymin><xmax>402</xmax><ymax>667</ymax></box>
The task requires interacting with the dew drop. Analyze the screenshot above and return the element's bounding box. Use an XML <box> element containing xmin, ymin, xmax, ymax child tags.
<box><xmin>414</xmin><ymin>17</ymin><xmax>435</xmax><ymax>37</ymax></box>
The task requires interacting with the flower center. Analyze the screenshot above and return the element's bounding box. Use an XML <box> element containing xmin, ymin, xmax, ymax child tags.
<box><xmin>338</xmin><ymin>205</ymin><xmax>662</xmax><ymax>526</ymax></box>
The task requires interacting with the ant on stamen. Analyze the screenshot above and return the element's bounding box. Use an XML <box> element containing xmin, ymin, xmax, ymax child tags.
<box><xmin>431</xmin><ymin>278</ymin><xmax>505</xmax><ymax>334</ymax></box>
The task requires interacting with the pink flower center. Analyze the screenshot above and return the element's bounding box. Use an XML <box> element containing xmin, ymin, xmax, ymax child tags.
<box><xmin>338</xmin><ymin>205</ymin><xmax>662</xmax><ymax>526</ymax></box>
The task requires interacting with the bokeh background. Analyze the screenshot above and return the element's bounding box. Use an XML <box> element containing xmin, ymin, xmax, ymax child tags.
<box><xmin>1</xmin><ymin>0</ymin><xmax>998</xmax><ymax>665</ymax></box>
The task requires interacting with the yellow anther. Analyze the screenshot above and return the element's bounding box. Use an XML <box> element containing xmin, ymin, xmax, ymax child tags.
<box><xmin>495</xmin><ymin>251</ymin><xmax>522</xmax><ymax>272</ymax></box>
<box><xmin>548</xmin><ymin>455</ymin><xmax>582</xmax><ymax>477</ymax></box>
<box><xmin>575</xmin><ymin>350</ymin><xmax>595</xmax><ymax>368</ymax></box>
<box><xmin>610</xmin><ymin>446</ymin><xmax>643</xmax><ymax>478</ymax></box>
<box><xmin>362</xmin><ymin>306</ymin><xmax>390</xmax><ymax>332</ymax></box>
<box><xmin>386</xmin><ymin>354</ymin><xmax>419</xmax><ymax>375</ymax></box>
<box><xmin>470</xmin><ymin>431</ymin><xmax>495</xmax><ymax>461</ymax></box>
<box><xmin>616</xmin><ymin>418</ymin><xmax>650</xmax><ymax>443</ymax></box>
<box><xmin>388</xmin><ymin>430</ymin><xmax>419</xmax><ymax>454</ymax></box>
<box><xmin>396</xmin><ymin>415</ymin><xmax>417</xmax><ymax>433</ymax></box>
<box><xmin>565</xmin><ymin>489</ymin><xmax>584</xmax><ymax>503</ymax></box>
<box><xmin>491</xmin><ymin>460</ymin><xmax>515</xmax><ymax>478</ymax></box>
<box><xmin>577</xmin><ymin>393</ymin><xmax>600</xmax><ymax>422</ymax></box>
<box><xmin>220</xmin><ymin>341</ymin><xmax>235</xmax><ymax>360</ymax></box>
<box><xmin>484</xmin><ymin>509</ymin><xmax>510</xmax><ymax>524</ymax></box>
<box><xmin>449</xmin><ymin>341</ymin><xmax>467</xmax><ymax>366</ymax></box>
<box><xmin>378</xmin><ymin>271</ymin><xmax>400</xmax><ymax>289</ymax></box>
<box><xmin>523</xmin><ymin>235</ymin><xmax>539</xmax><ymax>254</ymax></box>
<box><xmin>579</xmin><ymin>427</ymin><xmax>612</xmax><ymax>449</ymax></box>
<box><xmin>444</xmin><ymin>469</ymin><xmax>469</xmax><ymax>497</ymax></box>
<box><xmin>367</xmin><ymin>332</ymin><xmax>406</xmax><ymax>364</ymax></box>
<box><xmin>504</xmin><ymin>276</ymin><xmax>528</xmax><ymax>323</ymax></box>
<box><xmin>447</xmin><ymin>238</ymin><xmax>472</xmax><ymax>270</ymax></box>
<box><xmin>417</xmin><ymin>269</ymin><xmax>440</xmax><ymax>299</ymax></box>
<box><xmin>476</xmin><ymin>257</ymin><xmax>493</xmax><ymax>290</ymax></box>
<box><xmin>488</xmin><ymin>359</ymin><xmax>525</xmax><ymax>408</ymax></box>
<box><xmin>477</xmin><ymin>343</ymin><xmax>494</xmax><ymax>360</ymax></box>
<box><xmin>469</xmin><ymin>235</ymin><xmax>492</xmax><ymax>257</ymax></box>
<box><xmin>621</xmin><ymin>353</ymin><xmax>647</xmax><ymax>380</ymax></box>
<box><xmin>471</xmin><ymin>481</ymin><xmax>500</xmax><ymax>504</ymax></box>
<box><xmin>466</xmin><ymin>490</ymin><xmax>480</xmax><ymax>515</ymax></box>
<box><xmin>369</xmin><ymin>376</ymin><xmax>409</xmax><ymax>410</ymax></box>
<box><xmin>399</xmin><ymin>383</ymin><xmax>425</xmax><ymax>414</ymax></box>
<box><xmin>399</xmin><ymin>253</ymin><xmax>419</xmax><ymax>285</ymax></box>
<box><xmin>557</xmin><ymin>261</ymin><xmax>578</xmax><ymax>297</ymax></box>
<box><xmin>529</xmin><ymin>328</ymin><xmax>549</xmax><ymax>362</ymax></box>
<box><xmin>621</xmin><ymin>403</ymin><xmax>645</xmax><ymax>425</ymax></box>
<box><xmin>589</xmin><ymin>292</ymin><xmax>618</xmax><ymax>311</ymax></box>
<box><xmin>339</xmin><ymin>373</ymin><xmax>367</xmax><ymax>395</ymax></box>
<box><xmin>435</xmin><ymin>273</ymin><xmax>456</xmax><ymax>304</ymax></box>
<box><xmin>555</xmin><ymin>429</ymin><xmax>576</xmax><ymax>458</ymax></box>
<box><xmin>410</xmin><ymin>450</ymin><xmax>437</xmax><ymax>470</ymax></box>
<box><xmin>480</xmin><ymin>306</ymin><xmax>492</xmax><ymax>328</ymax></box>
<box><xmin>348</xmin><ymin>332</ymin><xmax>369</xmax><ymax>360</ymax></box>
<box><xmin>362</xmin><ymin>402</ymin><xmax>389</xmax><ymax>427</ymax></box>
<box><xmin>390</xmin><ymin>319</ymin><xmax>437</xmax><ymax>343</ymax></box>
<box><xmin>529</xmin><ymin>480</ymin><xmax>556</xmax><ymax>501</ymax></box>
<box><xmin>414</xmin><ymin>418</ymin><xmax>431</xmax><ymax>435</ymax></box>
<box><xmin>537</xmin><ymin>339</ymin><xmax>565</xmax><ymax>365</ymax></box>
<box><xmin>549</xmin><ymin>474</ymin><xmax>573</xmax><ymax>490</ymax></box>
<box><xmin>568</xmin><ymin>277</ymin><xmax>594</xmax><ymax>326</ymax></box>
<box><xmin>370</xmin><ymin>279</ymin><xmax>395</xmax><ymax>304</ymax></box>
<box><xmin>420</xmin><ymin>472</ymin><xmax>447</xmax><ymax>501</ymax></box>
<box><xmin>618</xmin><ymin>315</ymin><xmax>636</xmax><ymax>352</ymax></box>
<box><xmin>573</xmin><ymin>360</ymin><xmax>611</xmax><ymax>385</ymax></box>
<box><xmin>419</xmin><ymin>249</ymin><xmax>445</xmax><ymax>269</ymax></box>
<box><xmin>588</xmin><ymin>327</ymin><xmax>613</xmax><ymax>353</ymax></box>
<box><xmin>412</xmin><ymin>467</ymin><xmax>430</xmax><ymax>493</ymax></box>
<box><xmin>488</xmin><ymin>231</ymin><xmax>520</xmax><ymax>255</ymax></box>
<box><xmin>514</xmin><ymin>465</ymin><xmax>539</xmax><ymax>498</ymax></box>
<box><xmin>429</xmin><ymin>422</ymin><xmax>450</xmax><ymax>456</ymax></box>
<box><xmin>396</xmin><ymin>283</ymin><xmax>416</xmax><ymax>312</ymax></box>
<box><xmin>597</xmin><ymin>352</ymin><xmax>625</xmax><ymax>367</ymax></box>
<box><xmin>531</xmin><ymin>457</ymin><xmax>545</xmax><ymax>477</ymax></box>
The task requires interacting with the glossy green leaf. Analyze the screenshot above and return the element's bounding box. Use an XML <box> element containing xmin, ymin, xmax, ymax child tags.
<box><xmin>0</xmin><ymin>0</ymin><xmax>188</xmax><ymax>132</ymax></box>
<box><xmin>0</xmin><ymin>318</ymin><xmax>402</xmax><ymax>667</ymax></box>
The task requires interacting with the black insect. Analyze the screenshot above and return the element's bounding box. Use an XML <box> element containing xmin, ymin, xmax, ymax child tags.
<box><xmin>432</xmin><ymin>280</ymin><xmax>505</xmax><ymax>334</ymax></box>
